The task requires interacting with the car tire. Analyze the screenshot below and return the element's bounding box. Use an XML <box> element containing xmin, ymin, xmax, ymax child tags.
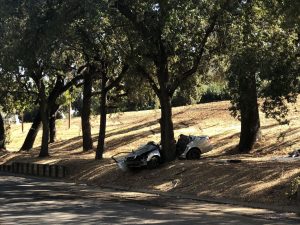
<box><xmin>186</xmin><ymin>148</ymin><xmax>201</xmax><ymax>160</ymax></box>
<box><xmin>147</xmin><ymin>156</ymin><xmax>160</xmax><ymax>169</ymax></box>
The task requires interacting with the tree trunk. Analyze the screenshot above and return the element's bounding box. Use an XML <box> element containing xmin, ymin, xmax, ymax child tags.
<box><xmin>82</xmin><ymin>71</ymin><xmax>93</xmax><ymax>151</ymax></box>
<box><xmin>0</xmin><ymin>113</ymin><xmax>5</xmax><ymax>149</ymax></box>
<box><xmin>20</xmin><ymin>110</ymin><xmax>42</xmax><ymax>151</ymax></box>
<box><xmin>159</xmin><ymin>88</ymin><xmax>176</xmax><ymax>162</ymax></box>
<box><xmin>20</xmin><ymin>104</ymin><xmax>59</xmax><ymax>150</ymax></box>
<box><xmin>96</xmin><ymin>79</ymin><xmax>108</xmax><ymax>160</ymax></box>
<box><xmin>238</xmin><ymin>73</ymin><xmax>260</xmax><ymax>153</ymax></box>
<box><xmin>156</xmin><ymin>47</ymin><xmax>176</xmax><ymax>162</ymax></box>
<box><xmin>39</xmin><ymin>107</ymin><xmax>50</xmax><ymax>157</ymax></box>
<box><xmin>20</xmin><ymin>77</ymin><xmax>64</xmax><ymax>151</ymax></box>
<box><xmin>39</xmin><ymin>83</ymin><xmax>50</xmax><ymax>158</ymax></box>
<box><xmin>49</xmin><ymin>103</ymin><xmax>59</xmax><ymax>143</ymax></box>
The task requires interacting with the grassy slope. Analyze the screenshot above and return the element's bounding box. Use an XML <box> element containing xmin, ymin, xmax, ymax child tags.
<box><xmin>1</xmin><ymin>100</ymin><xmax>300</xmax><ymax>207</ymax></box>
<box><xmin>6</xmin><ymin>100</ymin><xmax>300</xmax><ymax>157</ymax></box>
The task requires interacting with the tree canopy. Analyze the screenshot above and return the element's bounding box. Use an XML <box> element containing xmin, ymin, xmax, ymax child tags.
<box><xmin>0</xmin><ymin>0</ymin><xmax>299</xmax><ymax>159</ymax></box>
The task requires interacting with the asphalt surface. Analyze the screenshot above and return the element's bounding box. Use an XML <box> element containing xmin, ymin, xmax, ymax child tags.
<box><xmin>0</xmin><ymin>174</ymin><xmax>299</xmax><ymax>225</ymax></box>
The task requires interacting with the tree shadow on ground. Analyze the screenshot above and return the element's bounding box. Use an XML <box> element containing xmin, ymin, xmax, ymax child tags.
<box><xmin>64</xmin><ymin>151</ymin><xmax>300</xmax><ymax>210</ymax></box>
<box><xmin>33</xmin><ymin>116</ymin><xmax>196</xmax><ymax>157</ymax></box>
<box><xmin>207</xmin><ymin>124</ymin><xmax>300</xmax><ymax>157</ymax></box>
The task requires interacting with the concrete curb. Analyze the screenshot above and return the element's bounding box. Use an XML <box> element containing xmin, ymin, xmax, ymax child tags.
<box><xmin>0</xmin><ymin>162</ymin><xmax>67</xmax><ymax>178</ymax></box>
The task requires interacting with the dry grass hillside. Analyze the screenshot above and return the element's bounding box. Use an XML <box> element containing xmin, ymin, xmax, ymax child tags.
<box><xmin>1</xmin><ymin>100</ymin><xmax>300</xmax><ymax>208</ymax></box>
<box><xmin>5</xmin><ymin>100</ymin><xmax>300</xmax><ymax>158</ymax></box>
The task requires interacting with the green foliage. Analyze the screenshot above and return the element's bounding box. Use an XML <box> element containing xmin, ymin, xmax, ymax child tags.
<box><xmin>259</xmin><ymin>47</ymin><xmax>299</xmax><ymax>124</ymax></box>
<box><xmin>0</xmin><ymin>0</ymin><xmax>299</xmax><ymax>156</ymax></box>
<box><xmin>172</xmin><ymin>75</ymin><xmax>203</xmax><ymax>107</ymax></box>
<box><xmin>57</xmin><ymin>88</ymin><xmax>80</xmax><ymax>108</ymax></box>
<box><xmin>280</xmin><ymin>0</ymin><xmax>300</xmax><ymax>29</ymax></box>
<box><xmin>200</xmin><ymin>82</ymin><xmax>230</xmax><ymax>103</ymax></box>
<box><xmin>226</xmin><ymin>0</ymin><xmax>299</xmax><ymax>123</ymax></box>
<box><xmin>227</xmin><ymin>48</ymin><xmax>259</xmax><ymax>120</ymax></box>
<box><xmin>115</xmin><ymin>0</ymin><xmax>237</xmax><ymax>94</ymax></box>
<box><xmin>119</xmin><ymin>73</ymin><xmax>157</xmax><ymax>111</ymax></box>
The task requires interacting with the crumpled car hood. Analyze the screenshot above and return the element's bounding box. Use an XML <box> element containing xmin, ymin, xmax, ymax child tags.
<box><xmin>127</xmin><ymin>144</ymin><xmax>160</xmax><ymax>158</ymax></box>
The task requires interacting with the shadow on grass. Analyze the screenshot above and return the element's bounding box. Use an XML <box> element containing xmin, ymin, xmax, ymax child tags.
<box><xmin>65</xmin><ymin>154</ymin><xmax>300</xmax><ymax>209</ymax></box>
<box><xmin>207</xmin><ymin>124</ymin><xmax>300</xmax><ymax>157</ymax></box>
<box><xmin>19</xmin><ymin>116</ymin><xmax>195</xmax><ymax>158</ymax></box>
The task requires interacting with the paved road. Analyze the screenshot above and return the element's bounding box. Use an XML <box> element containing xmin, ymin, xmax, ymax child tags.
<box><xmin>0</xmin><ymin>174</ymin><xmax>299</xmax><ymax>225</ymax></box>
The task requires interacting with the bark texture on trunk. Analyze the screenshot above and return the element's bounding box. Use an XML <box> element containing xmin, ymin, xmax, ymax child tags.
<box><xmin>82</xmin><ymin>71</ymin><xmax>93</xmax><ymax>151</ymax></box>
<box><xmin>39</xmin><ymin>83</ymin><xmax>50</xmax><ymax>158</ymax></box>
<box><xmin>39</xmin><ymin>110</ymin><xmax>50</xmax><ymax>157</ymax></box>
<box><xmin>156</xmin><ymin>49</ymin><xmax>176</xmax><ymax>162</ymax></box>
<box><xmin>49</xmin><ymin>103</ymin><xmax>59</xmax><ymax>143</ymax></box>
<box><xmin>20</xmin><ymin>110</ymin><xmax>42</xmax><ymax>151</ymax></box>
<box><xmin>0</xmin><ymin>113</ymin><xmax>5</xmax><ymax>149</ymax></box>
<box><xmin>238</xmin><ymin>73</ymin><xmax>260</xmax><ymax>153</ymax></box>
<box><xmin>96</xmin><ymin>85</ymin><xmax>107</xmax><ymax>160</ymax></box>
<box><xmin>94</xmin><ymin>63</ymin><xmax>128</xmax><ymax>160</ymax></box>
<box><xmin>159</xmin><ymin>90</ymin><xmax>176</xmax><ymax>162</ymax></box>
<box><xmin>20</xmin><ymin>77</ymin><xmax>64</xmax><ymax>151</ymax></box>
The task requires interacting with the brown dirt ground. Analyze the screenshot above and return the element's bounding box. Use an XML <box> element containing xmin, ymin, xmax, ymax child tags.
<box><xmin>1</xmin><ymin>100</ymin><xmax>300</xmax><ymax>207</ymax></box>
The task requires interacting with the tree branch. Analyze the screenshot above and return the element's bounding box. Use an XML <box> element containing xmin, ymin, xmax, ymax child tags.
<box><xmin>60</xmin><ymin>65</ymin><xmax>86</xmax><ymax>94</ymax></box>
<box><xmin>170</xmin><ymin>13</ymin><xmax>219</xmax><ymax>95</ymax></box>
<box><xmin>114</xmin><ymin>0</ymin><xmax>151</xmax><ymax>39</ymax></box>
<box><xmin>105</xmin><ymin>64</ymin><xmax>129</xmax><ymax>92</ymax></box>
<box><xmin>136</xmin><ymin>64</ymin><xmax>160</xmax><ymax>95</ymax></box>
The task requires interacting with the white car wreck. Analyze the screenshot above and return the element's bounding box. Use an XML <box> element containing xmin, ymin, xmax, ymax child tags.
<box><xmin>112</xmin><ymin>142</ymin><xmax>162</xmax><ymax>170</ymax></box>
<box><xmin>112</xmin><ymin>134</ymin><xmax>213</xmax><ymax>171</ymax></box>
<box><xmin>176</xmin><ymin>134</ymin><xmax>213</xmax><ymax>159</ymax></box>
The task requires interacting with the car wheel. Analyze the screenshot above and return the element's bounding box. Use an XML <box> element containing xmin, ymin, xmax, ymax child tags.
<box><xmin>186</xmin><ymin>148</ymin><xmax>201</xmax><ymax>160</ymax></box>
<box><xmin>147</xmin><ymin>156</ymin><xmax>160</xmax><ymax>169</ymax></box>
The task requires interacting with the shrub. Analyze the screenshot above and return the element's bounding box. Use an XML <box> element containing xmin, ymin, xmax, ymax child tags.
<box><xmin>200</xmin><ymin>83</ymin><xmax>230</xmax><ymax>103</ymax></box>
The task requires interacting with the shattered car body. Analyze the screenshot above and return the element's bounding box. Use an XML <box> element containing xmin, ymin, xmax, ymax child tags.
<box><xmin>176</xmin><ymin>134</ymin><xmax>212</xmax><ymax>159</ymax></box>
<box><xmin>112</xmin><ymin>135</ymin><xmax>213</xmax><ymax>171</ymax></box>
<box><xmin>112</xmin><ymin>142</ymin><xmax>161</xmax><ymax>170</ymax></box>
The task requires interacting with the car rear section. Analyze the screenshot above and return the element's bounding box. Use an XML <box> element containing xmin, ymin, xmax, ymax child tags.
<box><xmin>177</xmin><ymin>135</ymin><xmax>213</xmax><ymax>159</ymax></box>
